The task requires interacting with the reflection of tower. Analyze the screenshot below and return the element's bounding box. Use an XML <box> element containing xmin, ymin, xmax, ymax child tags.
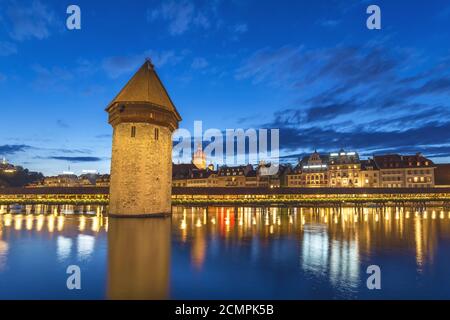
<box><xmin>106</xmin><ymin>60</ymin><xmax>181</xmax><ymax>216</ymax></box>
<box><xmin>107</xmin><ymin>218</ymin><xmax>170</xmax><ymax>299</ymax></box>
<box><xmin>192</xmin><ymin>143</ymin><xmax>207</xmax><ymax>170</ymax></box>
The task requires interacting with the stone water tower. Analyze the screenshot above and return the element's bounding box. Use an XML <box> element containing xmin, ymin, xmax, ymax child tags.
<box><xmin>106</xmin><ymin>60</ymin><xmax>181</xmax><ymax>217</ymax></box>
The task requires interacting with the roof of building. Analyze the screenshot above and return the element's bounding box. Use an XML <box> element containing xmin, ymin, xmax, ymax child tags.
<box><xmin>373</xmin><ymin>153</ymin><xmax>434</xmax><ymax>169</ymax></box>
<box><xmin>173</xmin><ymin>163</ymin><xmax>197</xmax><ymax>179</ymax></box>
<box><xmin>189</xmin><ymin>169</ymin><xmax>216</xmax><ymax>179</ymax></box>
<box><xmin>106</xmin><ymin>60</ymin><xmax>181</xmax><ymax>119</ymax></box>
<box><xmin>360</xmin><ymin>159</ymin><xmax>379</xmax><ymax>170</ymax></box>
<box><xmin>218</xmin><ymin>165</ymin><xmax>253</xmax><ymax>176</ymax></box>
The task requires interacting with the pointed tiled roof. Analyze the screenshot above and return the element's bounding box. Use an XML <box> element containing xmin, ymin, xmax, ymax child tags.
<box><xmin>106</xmin><ymin>60</ymin><xmax>181</xmax><ymax>119</ymax></box>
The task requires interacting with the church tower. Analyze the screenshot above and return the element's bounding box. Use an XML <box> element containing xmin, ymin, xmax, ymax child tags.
<box><xmin>192</xmin><ymin>143</ymin><xmax>207</xmax><ymax>170</ymax></box>
<box><xmin>106</xmin><ymin>60</ymin><xmax>181</xmax><ymax>217</ymax></box>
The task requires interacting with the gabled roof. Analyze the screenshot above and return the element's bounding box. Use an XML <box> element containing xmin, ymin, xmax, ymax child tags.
<box><xmin>106</xmin><ymin>60</ymin><xmax>181</xmax><ymax>120</ymax></box>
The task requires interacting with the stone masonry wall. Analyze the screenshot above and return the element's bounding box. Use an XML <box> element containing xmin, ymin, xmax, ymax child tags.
<box><xmin>109</xmin><ymin>122</ymin><xmax>172</xmax><ymax>215</ymax></box>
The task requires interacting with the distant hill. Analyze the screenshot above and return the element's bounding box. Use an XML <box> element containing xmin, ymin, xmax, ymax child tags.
<box><xmin>0</xmin><ymin>169</ymin><xmax>44</xmax><ymax>188</ymax></box>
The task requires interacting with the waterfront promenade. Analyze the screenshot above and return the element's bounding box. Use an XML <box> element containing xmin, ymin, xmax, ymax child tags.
<box><xmin>0</xmin><ymin>187</ymin><xmax>450</xmax><ymax>206</ymax></box>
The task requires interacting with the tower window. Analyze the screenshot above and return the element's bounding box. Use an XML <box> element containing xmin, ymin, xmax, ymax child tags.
<box><xmin>131</xmin><ymin>126</ymin><xmax>136</xmax><ymax>138</ymax></box>
<box><xmin>154</xmin><ymin>127</ymin><xmax>159</xmax><ymax>140</ymax></box>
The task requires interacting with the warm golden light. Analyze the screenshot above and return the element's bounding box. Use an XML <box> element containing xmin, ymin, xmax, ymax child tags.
<box><xmin>36</xmin><ymin>215</ymin><xmax>44</xmax><ymax>231</ymax></box>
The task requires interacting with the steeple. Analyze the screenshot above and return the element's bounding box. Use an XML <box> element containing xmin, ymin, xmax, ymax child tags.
<box><xmin>106</xmin><ymin>60</ymin><xmax>181</xmax><ymax>129</ymax></box>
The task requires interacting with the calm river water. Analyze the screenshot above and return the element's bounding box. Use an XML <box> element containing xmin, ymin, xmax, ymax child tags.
<box><xmin>0</xmin><ymin>204</ymin><xmax>450</xmax><ymax>299</ymax></box>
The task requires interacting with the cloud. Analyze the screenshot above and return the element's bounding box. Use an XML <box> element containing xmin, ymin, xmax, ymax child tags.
<box><xmin>5</xmin><ymin>0</ymin><xmax>58</xmax><ymax>41</ymax></box>
<box><xmin>102</xmin><ymin>50</ymin><xmax>183</xmax><ymax>78</ymax></box>
<box><xmin>95</xmin><ymin>134</ymin><xmax>112</xmax><ymax>139</ymax></box>
<box><xmin>317</xmin><ymin>19</ymin><xmax>340</xmax><ymax>27</ymax></box>
<box><xmin>236</xmin><ymin>44</ymin><xmax>450</xmax><ymax>160</ymax></box>
<box><xmin>31</xmin><ymin>64</ymin><xmax>73</xmax><ymax>90</ymax></box>
<box><xmin>46</xmin><ymin>156</ymin><xmax>103</xmax><ymax>163</ymax></box>
<box><xmin>233</xmin><ymin>23</ymin><xmax>248</xmax><ymax>34</ymax></box>
<box><xmin>147</xmin><ymin>0</ymin><xmax>220</xmax><ymax>35</ymax></box>
<box><xmin>0</xmin><ymin>41</ymin><xmax>17</xmax><ymax>56</ymax></box>
<box><xmin>52</xmin><ymin>148</ymin><xmax>92</xmax><ymax>155</ymax></box>
<box><xmin>56</xmin><ymin>120</ymin><xmax>70</xmax><ymax>129</ymax></box>
<box><xmin>0</xmin><ymin>144</ymin><xmax>32</xmax><ymax>155</ymax></box>
<box><xmin>191</xmin><ymin>57</ymin><xmax>209</xmax><ymax>69</ymax></box>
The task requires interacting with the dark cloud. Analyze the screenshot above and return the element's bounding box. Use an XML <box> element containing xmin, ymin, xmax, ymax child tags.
<box><xmin>276</xmin><ymin>122</ymin><xmax>450</xmax><ymax>156</ymax></box>
<box><xmin>0</xmin><ymin>144</ymin><xmax>31</xmax><ymax>155</ymax></box>
<box><xmin>56</xmin><ymin>119</ymin><xmax>70</xmax><ymax>128</ymax></box>
<box><xmin>47</xmin><ymin>156</ymin><xmax>103</xmax><ymax>163</ymax></box>
<box><xmin>95</xmin><ymin>134</ymin><xmax>112</xmax><ymax>139</ymax></box>
<box><xmin>52</xmin><ymin>148</ymin><xmax>92</xmax><ymax>154</ymax></box>
<box><xmin>236</xmin><ymin>43</ymin><xmax>450</xmax><ymax>160</ymax></box>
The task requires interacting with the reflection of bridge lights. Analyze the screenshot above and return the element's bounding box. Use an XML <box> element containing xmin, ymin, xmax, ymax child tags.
<box><xmin>14</xmin><ymin>215</ymin><xmax>23</xmax><ymax>230</ymax></box>
<box><xmin>375</xmin><ymin>214</ymin><xmax>379</xmax><ymax>222</ymax></box>
<box><xmin>57</xmin><ymin>216</ymin><xmax>65</xmax><ymax>231</ymax></box>
<box><xmin>334</xmin><ymin>215</ymin><xmax>338</xmax><ymax>224</ymax></box>
<box><xmin>180</xmin><ymin>220</ymin><xmax>187</xmax><ymax>230</ymax></box>
<box><xmin>36</xmin><ymin>215</ymin><xmax>44</xmax><ymax>231</ymax></box>
<box><xmin>26</xmin><ymin>215</ymin><xmax>33</xmax><ymax>230</ymax></box>
<box><xmin>79</xmin><ymin>216</ymin><xmax>86</xmax><ymax>231</ymax></box>
<box><xmin>238</xmin><ymin>218</ymin><xmax>243</xmax><ymax>226</ymax></box>
<box><xmin>440</xmin><ymin>211</ymin><xmax>444</xmax><ymax>219</ymax></box>
<box><xmin>406</xmin><ymin>211</ymin><xmax>410</xmax><ymax>219</ymax></box>
<box><xmin>252</xmin><ymin>217</ymin><xmax>257</xmax><ymax>225</ymax></box>
<box><xmin>104</xmin><ymin>217</ymin><xmax>108</xmax><ymax>232</ymax></box>
<box><xmin>395</xmin><ymin>212</ymin><xmax>399</xmax><ymax>220</ymax></box>
<box><xmin>432</xmin><ymin>211</ymin><xmax>436</xmax><ymax>220</ymax></box>
<box><xmin>47</xmin><ymin>216</ymin><xmax>55</xmax><ymax>232</ymax></box>
<box><xmin>211</xmin><ymin>217</ymin><xmax>216</xmax><ymax>225</ymax></box>
<box><xmin>196</xmin><ymin>218</ymin><xmax>202</xmax><ymax>228</ymax></box>
<box><xmin>364</xmin><ymin>214</ymin><xmax>368</xmax><ymax>222</ymax></box>
<box><xmin>289</xmin><ymin>216</ymin><xmax>293</xmax><ymax>224</ymax></box>
<box><xmin>423</xmin><ymin>211</ymin><xmax>427</xmax><ymax>219</ymax></box>
<box><xmin>91</xmin><ymin>217</ymin><xmax>100</xmax><ymax>232</ymax></box>
<box><xmin>269</xmin><ymin>225</ymin><xmax>274</xmax><ymax>234</ymax></box>
<box><xmin>3</xmin><ymin>214</ymin><xmax>12</xmax><ymax>227</ymax></box>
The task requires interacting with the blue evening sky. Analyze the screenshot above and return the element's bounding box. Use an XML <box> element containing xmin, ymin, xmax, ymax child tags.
<box><xmin>1</xmin><ymin>0</ymin><xmax>450</xmax><ymax>175</ymax></box>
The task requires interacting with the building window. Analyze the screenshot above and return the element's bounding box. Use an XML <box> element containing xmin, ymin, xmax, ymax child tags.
<box><xmin>131</xmin><ymin>126</ymin><xmax>136</xmax><ymax>138</ymax></box>
<box><xmin>154</xmin><ymin>127</ymin><xmax>159</xmax><ymax>140</ymax></box>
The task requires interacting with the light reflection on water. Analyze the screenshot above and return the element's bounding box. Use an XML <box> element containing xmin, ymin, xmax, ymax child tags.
<box><xmin>0</xmin><ymin>204</ymin><xmax>449</xmax><ymax>299</ymax></box>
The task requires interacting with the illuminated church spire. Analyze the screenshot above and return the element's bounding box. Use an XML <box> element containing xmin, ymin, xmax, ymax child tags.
<box><xmin>192</xmin><ymin>143</ymin><xmax>207</xmax><ymax>170</ymax></box>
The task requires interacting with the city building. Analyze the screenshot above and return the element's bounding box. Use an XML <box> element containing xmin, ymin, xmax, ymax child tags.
<box><xmin>0</xmin><ymin>158</ymin><xmax>17</xmax><ymax>174</ymax></box>
<box><xmin>360</xmin><ymin>159</ymin><xmax>380</xmax><ymax>187</ymax></box>
<box><xmin>216</xmin><ymin>165</ymin><xmax>253</xmax><ymax>187</ymax></box>
<box><xmin>435</xmin><ymin>164</ymin><xmax>450</xmax><ymax>187</ymax></box>
<box><xmin>286</xmin><ymin>165</ymin><xmax>302</xmax><ymax>187</ymax></box>
<box><xmin>42</xmin><ymin>173</ymin><xmax>80</xmax><ymax>187</ymax></box>
<box><xmin>328</xmin><ymin>150</ymin><xmax>361</xmax><ymax>187</ymax></box>
<box><xmin>300</xmin><ymin>151</ymin><xmax>329</xmax><ymax>187</ymax></box>
<box><xmin>373</xmin><ymin>153</ymin><xmax>435</xmax><ymax>188</ymax></box>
